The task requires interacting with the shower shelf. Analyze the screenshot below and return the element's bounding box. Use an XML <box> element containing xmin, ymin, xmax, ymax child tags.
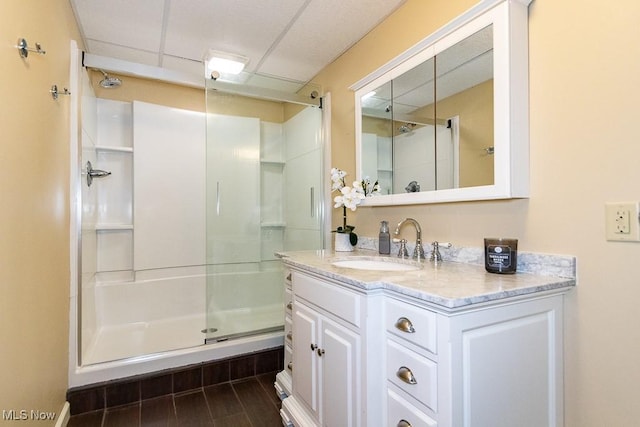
<box><xmin>260</xmin><ymin>159</ymin><xmax>285</xmax><ymax>166</ymax></box>
<box><xmin>94</xmin><ymin>223</ymin><xmax>134</xmax><ymax>231</ymax></box>
<box><xmin>261</xmin><ymin>222</ymin><xmax>286</xmax><ymax>228</ymax></box>
<box><xmin>95</xmin><ymin>145</ymin><xmax>133</xmax><ymax>153</ymax></box>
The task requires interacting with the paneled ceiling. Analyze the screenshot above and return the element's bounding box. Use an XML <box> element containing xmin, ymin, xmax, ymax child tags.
<box><xmin>70</xmin><ymin>0</ymin><xmax>407</xmax><ymax>93</ymax></box>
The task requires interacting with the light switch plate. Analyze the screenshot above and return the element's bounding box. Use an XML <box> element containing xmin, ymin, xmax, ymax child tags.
<box><xmin>605</xmin><ymin>202</ymin><xmax>640</xmax><ymax>242</ymax></box>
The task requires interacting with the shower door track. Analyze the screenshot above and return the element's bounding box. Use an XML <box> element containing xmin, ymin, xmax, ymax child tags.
<box><xmin>204</xmin><ymin>325</ymin><xmax>285</xmax><ymax>344</ymax></box>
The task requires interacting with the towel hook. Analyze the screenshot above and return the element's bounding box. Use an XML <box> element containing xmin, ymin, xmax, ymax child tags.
<box><xmin>50</xmin><ymin>85</ymin><xmax>71</xmax><ymax>100</ymax></box>
<box><xmin>16</xmin><ymin>38</ymin><xmax>46</xmax><ymax>58</ymax></box>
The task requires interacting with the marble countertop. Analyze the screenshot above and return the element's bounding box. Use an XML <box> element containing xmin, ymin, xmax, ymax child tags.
<box><xmin>276</xmin><ymin>249</ymin><xmax>576</xmax><ymax>310</ymax></box>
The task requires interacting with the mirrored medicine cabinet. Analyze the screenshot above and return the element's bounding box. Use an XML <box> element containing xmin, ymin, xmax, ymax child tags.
<box><xmin>352</xmin><ymin>0</ymin><xmax>533</xmax><ymax>206</ymax></box>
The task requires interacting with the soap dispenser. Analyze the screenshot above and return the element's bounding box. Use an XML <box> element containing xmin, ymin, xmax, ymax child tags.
<box><xmin>379</xmin><ymin>220</ymin><xmax>391</xmax><ymax>254</ymax></box>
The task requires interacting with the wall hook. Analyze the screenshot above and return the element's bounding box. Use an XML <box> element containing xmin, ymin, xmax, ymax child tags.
<box><xmin>50</xmin><ymin>85</ymin><xmax>71</xmax><ymax>100</ymax></box>
<box><xmin>16</xmin><ymin>38</ymin><xmax>46</xmax><ymax>58</ymax></box>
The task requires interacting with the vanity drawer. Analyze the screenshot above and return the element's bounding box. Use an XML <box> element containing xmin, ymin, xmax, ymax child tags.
<box><xmin>386</xmin><ymin>298</ymin><xmax>437</xmax><ymax>354</ymax></box>
<box><xmin>387</xmin><ymin>339</ymin><xmax>438</xmax><ymax>411</ymax></box>
<box><xmin>388</xmin><ymin>388</ymin><xmax>437</xmax><ymax>427</ymax></box>
<box><xmin>293</xmin><ymin>271</ymin><xmax>361</xmax><ymax>327</ymax></box>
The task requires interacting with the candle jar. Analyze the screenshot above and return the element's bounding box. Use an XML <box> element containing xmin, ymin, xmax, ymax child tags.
<box><xmin>484</xmin><ymin>238</ymin><xmax>518</xmax><ymax>274</ymax></box>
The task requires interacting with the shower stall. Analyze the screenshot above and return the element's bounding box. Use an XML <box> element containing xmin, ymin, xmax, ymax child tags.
<box><xmin>71</xmin><ymin>55</ymin><xmax>326</xmax><ymax>386</ymax></box>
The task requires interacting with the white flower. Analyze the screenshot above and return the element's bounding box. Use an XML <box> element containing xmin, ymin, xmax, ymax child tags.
<box><xmin>330</xmin><ymin>168</ymin><xmax>347</xmax><ymax>191</ymax></box>
<box><xmin>334</xmin><ymin>185</ymin><xmax>365</xmax><ymax>211</ymax></box>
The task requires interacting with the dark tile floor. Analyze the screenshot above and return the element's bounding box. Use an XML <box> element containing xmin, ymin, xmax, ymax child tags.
<box><xmin>68</xmin><ymin>372</ymin><xmax>282</xmax><ymax>427</ymax></box>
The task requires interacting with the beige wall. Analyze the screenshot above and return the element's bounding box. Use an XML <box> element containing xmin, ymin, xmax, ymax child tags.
<box><xmin>0</xmin><ymin>0</ymin><xmax>82</xmax><ymax>422</ymax></box>
<box><xmin>313</xmin><ymin>0</ymin><xmax>640</xmax><ymax>425</ymax></box>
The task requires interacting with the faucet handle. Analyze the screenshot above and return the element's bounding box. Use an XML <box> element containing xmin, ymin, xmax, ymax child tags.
<box><xmin>393</xmin><ymin>238</ymin><xmax>409</xmax><ymax>259</ymax></box>
<box><xmin>430</xmin><ymin>241</ymin><xmax>452</xmax><ymax>263</ymax></box>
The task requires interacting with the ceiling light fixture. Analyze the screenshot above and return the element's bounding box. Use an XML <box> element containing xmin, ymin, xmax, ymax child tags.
<box><xmin>205</xmin><ymin>50</ymin><xmax>249</xmax><ymax>77</ymax></box>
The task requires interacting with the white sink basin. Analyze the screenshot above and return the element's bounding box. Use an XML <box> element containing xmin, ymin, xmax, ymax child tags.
<box><xmin>331</xmin><ymin>258</ymin><xmax>420</xmax><ymax>271</ymax></box>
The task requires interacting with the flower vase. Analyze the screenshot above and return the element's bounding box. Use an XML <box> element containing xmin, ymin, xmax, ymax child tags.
<box><xmin>334</xmin><ymin>232</ymin><xmax>354</xmax><ymax>252</ymax></box>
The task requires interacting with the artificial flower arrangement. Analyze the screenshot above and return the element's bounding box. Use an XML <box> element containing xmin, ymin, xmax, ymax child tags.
<box><xmin>331</xmin><ymin>167</ymin><xmax>380</xmax><ymax>246</ymax></box>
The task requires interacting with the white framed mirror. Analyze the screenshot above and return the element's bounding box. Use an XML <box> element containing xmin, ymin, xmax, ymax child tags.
<box><xmin>352</xmin><ymin>0</ymin><xmax>532</xmax><ymax>206</ymax></box>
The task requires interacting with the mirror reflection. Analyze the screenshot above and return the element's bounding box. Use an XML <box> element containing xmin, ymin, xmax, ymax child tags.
<box><xmin>360</xmin><ymin>25</ymin><xmax>494</xmax><ymax>195</ymax></box>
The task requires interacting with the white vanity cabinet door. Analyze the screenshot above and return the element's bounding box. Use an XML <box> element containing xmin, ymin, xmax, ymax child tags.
<box><xmin>292</xmin><ymin>299</ymin><xmax>361</xmax><ymax>427</ymax></box>
<box><xmin>320</xmin><ymin>315</ymin><xmax>360</xmax><ymax>427</ymax></box>
<box><xmin>447</xmin><ymin>296</ymin><xmax>565</xmax><ymax>427</ymax></box>
<box><xmin>292</xmin><ymin>302</ymin><xmax>320</xmax><ymax>418</ymax></box>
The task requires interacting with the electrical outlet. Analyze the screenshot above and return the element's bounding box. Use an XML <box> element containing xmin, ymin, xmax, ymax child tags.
<box><xmin>605</xmin><ymin>202</ymin><xmax>640</xmax><ymax>242</ymax></box>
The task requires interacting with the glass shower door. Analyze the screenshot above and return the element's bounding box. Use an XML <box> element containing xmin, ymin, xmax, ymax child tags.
<box><xmin>204</xmin><ymin>90</ymin><xmax>324</xmax><ymax>343</ymax></box>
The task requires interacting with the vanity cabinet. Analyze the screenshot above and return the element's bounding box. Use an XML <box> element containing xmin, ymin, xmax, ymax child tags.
<box><xmin>281</xmin><ymin>270</ymin><xmax>367</xmax><ymax>427</ymax></box>
<box><xmin>385</xmin><ymin>294</ymin><xmax>565</xmax><ymax>427</ymax></box>
<box><xmin>278</xmin><ymin>256</ymin><xmax>570</xmax><ymax>427</ymax></box>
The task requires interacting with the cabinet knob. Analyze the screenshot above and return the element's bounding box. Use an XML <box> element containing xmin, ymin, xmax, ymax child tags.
<box><xmin>396</xmin><ymin>366</ymin><xmax>417</xmax><ymax>385</ymax></box>
<box><xmin>286</xmin><ymin>301</ymin><xmax>293</xmax><ymax>310</ymax></box>
<box><xmin>310</xmin><ymin>343</ymin><xmax>318</xmax><ymax>351</ymax></box>
<box><xmin>287</xmin><ymin>362</ymin><xmax>293</xmax><ymax>371</ymax></box>
<box><xmin>395</xmin><ymin>317</ymin><xmax>416</xmax><ymax>333</ymax></box>
<box><xmin>317</xmin><ymin>348</ymin><xmax>325</xmax><ymax>357</ymax></box>
<box><xmin>286</xmin><ymin>332</ymin><xmax>292</xmax><ymax>342</ymax></box>
<box><xmin>397</xmin><ymin>420</ymin><xmax>412</xmax><ymax>427</ymax></box>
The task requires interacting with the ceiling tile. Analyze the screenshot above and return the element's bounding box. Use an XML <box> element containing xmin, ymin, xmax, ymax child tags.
<box><xmin>260</xmin><ymin>0</ymin><xmax>406</xmax><ymax>81</ymax></box>
<box><xmin>72</xmin><ymin>0</ymin><xmax>166</xmax><ymax>52</ymax></box>
<box><xmin>163</xmin><ymin>0</ymin><xmax>308</xmax><ymax>70</ymax></box>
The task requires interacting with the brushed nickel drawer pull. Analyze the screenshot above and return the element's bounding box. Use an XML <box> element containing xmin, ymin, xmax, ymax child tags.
<box><xmin>397</xmin><ymin>420</ymin><xmax>412</xmax><ymax>427</ymax></box>
<box><xmin>396</xmin><ymin>366</ymin><xmax>417</xmax><ymax>385</ymax></box>
<box><xmin>395</xmin><ymin>317</ymin><xmax>416</xmax><ymax>333</ymax></box>
<box><xmin>286</xmin><ymin>302</ymin><xmax>293</xmax><ymax>310</ymax></box>
<box><xmin>286</xmin><ymin>273</ymin><xmax>292</xmax><ymax>281</ymax></box>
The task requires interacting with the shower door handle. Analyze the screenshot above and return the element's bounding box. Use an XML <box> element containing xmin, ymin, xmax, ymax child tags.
<box><xmin>216</xmin><ymin>181</ymin><xmax>221</xmax><ymax>215</ymax></box>
<box><xmin>310</xmin><ymin>187</ymin><xmax>314</xmax><ymax>217</ymax></box>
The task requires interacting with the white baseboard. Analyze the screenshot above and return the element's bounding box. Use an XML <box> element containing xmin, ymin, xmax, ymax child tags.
<box><xmin>54</xmin><ymin>402</ymin><xmax>70</xmax><ymax>427</ymax></box>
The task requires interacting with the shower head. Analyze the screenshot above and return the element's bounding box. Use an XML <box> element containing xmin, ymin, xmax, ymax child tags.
<box><xmin>398</xmin><ymin>123</ymin><xmax>416</xmax><ymax>134</ymax></box>
<box><xmin>98</xmin><ymin>70</ymin><xmax>122</xmax><ymax>88</ymax></box>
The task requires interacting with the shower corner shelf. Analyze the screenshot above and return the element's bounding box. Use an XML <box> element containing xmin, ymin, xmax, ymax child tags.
<box><xmin>95</xmin><ymin>145</ymin><xmax>134</xmax><ymax>153</ymax></box>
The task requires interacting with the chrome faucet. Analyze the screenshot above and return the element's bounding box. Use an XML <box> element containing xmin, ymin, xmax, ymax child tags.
<box><xmin>394</xmin><ymin>218</ymin><xmax>426</xmax><ymax>261</ymax></box>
